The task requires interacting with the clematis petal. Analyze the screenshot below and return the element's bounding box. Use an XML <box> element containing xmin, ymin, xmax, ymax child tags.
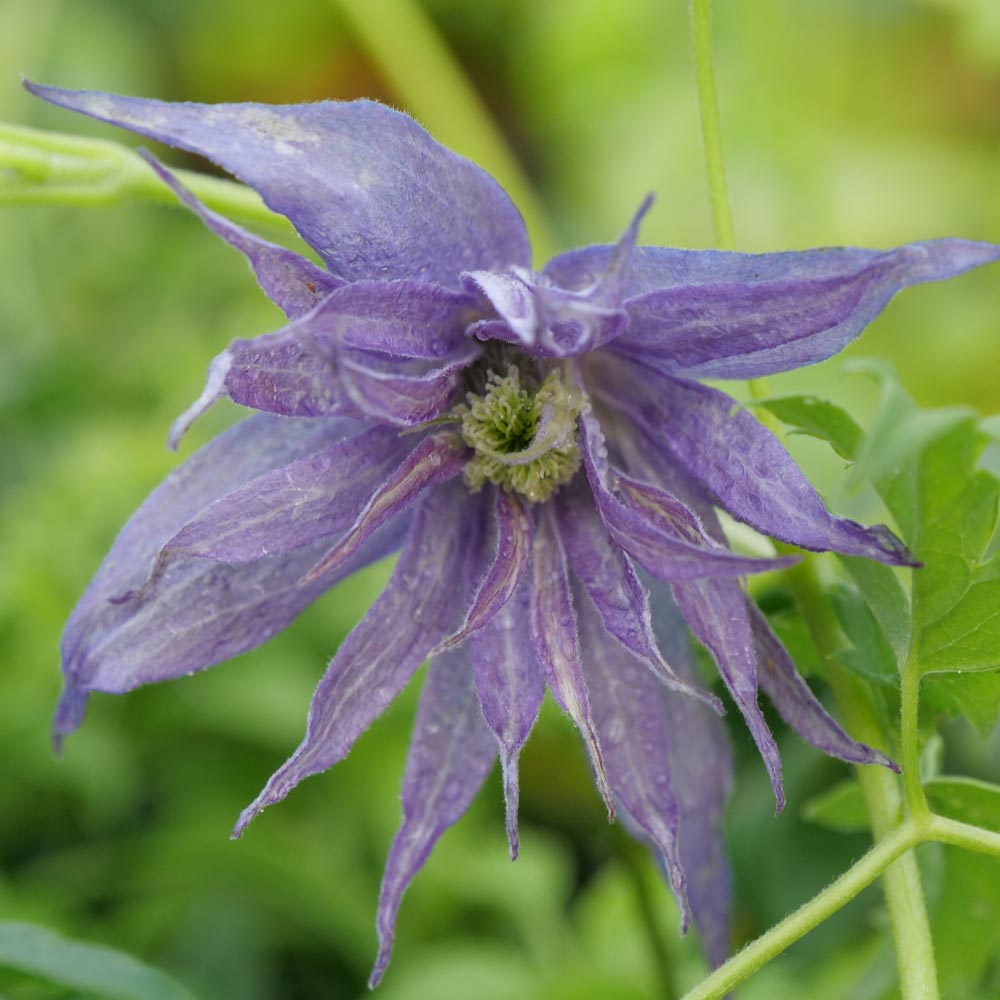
<box><xmin>302</xmin><ymin>432</ymin><xmax>468</xmax><ymax>585</ymax></box>
<box><xmin>575</xmin><ymin>584</ymin><xmax>691</xmax><ymax>931</ymax></box>
<box><xmin>433</xmin><ymin>488</ymin><xmax>534</xmax><ymax>655</ymax></box>
<box><xmin>577</xmin><ymin>405</ymin><xmax>795</xmax><ymax>581</ymax></box>
<box><xmin>370</xmin><ymin>645</ymin><xmax>497</xmax><ymax>987</ymax></box>
<box><xmin>154</xmin><ymin>424</ymin><xmax>411</xmax><ymax>565</ymax></box>
<box><xmin>56</xmin><ymin>414</ymin><xmax>401</xmax><ymax>742</ymax></box>
<box><xmin>471</xmin><ymin>584</ymin><xmax>543</xmax><ymax>860</ymax></box>
<box><xmin>644</xmin><ymin>575</ymin><xmax>733</xmax><ymax>968</ymax></box>
<box><xmin>27</xmin><ymin>83</ymin><xmax>532</xmax><ymax>285</ymax></box>
<box><xmin>751</xmin><ymin>604</ymin><xmax>897</xmax><ymax>770</ymax></box>
<box><xmin>554</xmin><ymin>475</ymin><xmax>722</xmax><ymax>710</ymax></box>
<box><xmin>139</xmin><ymin>151</ymin><xmax>342</xmax><ymax>319</ymax></box>
<box><xmin>594</xmin><ymin>357</ymin><xmax>915</xmax><ymax>566</ymax></box>
<box><xmin>233</xmin><ymin>481</ymin><xmax>477</xmax><ymax>836</ymax></box>
<box><xmin>530</xmin><ymin>505</ymin><xmax>615</xmax><ymax>819</ymax></box>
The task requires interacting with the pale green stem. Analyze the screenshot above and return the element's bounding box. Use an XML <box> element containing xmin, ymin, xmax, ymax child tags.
<box><xmin>900</xmin><ymin>592</ymin><xmax>930</xmax><ymax>818</ymax></box>
<box><xmin>0</xmin><ymin>123</ymin><xmax>293</xmax><ymax>237</ymax></box>
<box><xmin>679</xmin><ymin>822</ymin><xmax>920</xmax><ymax>1000</ymax></box>
<box><xmin>690</xmin><ymin>0</ymin><xmax>736</xmax><ymax>251</ymax></box>
<box><xmin>332</xmin><ymin>0</ymin><xmax>556</xmax><ymax>262</ymax></box>
<box><xmin>928</xmin><ymin>815</ymin><xmax>1000</xmax><ymax>859</ymax></box>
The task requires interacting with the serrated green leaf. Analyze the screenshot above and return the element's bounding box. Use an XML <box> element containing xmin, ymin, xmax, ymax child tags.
<box><xmin>829</xmin><ymin>583</ymin><xmax>899</xmax><ymax>687</ymax></box>
<box><xmin>0</xmin><ymin>924</ymin><xmax>199</xmax><ymax>1000</ymax></box>
<box><xmin>754</xmin><ymin>394</ymin><xmax>862</xmax><ymax>461</ymax></box>
<box><xmin>920</xmin><ymin>578</ymin><xmax>1000</xmax><ymax>673</ymax></box>
<box><xmin>925</xmin><ymin>776</ymin><xmax>1000</xmax><ymax>829</ymax></box>
<box><xmin>801</xmin><ymin>778</ymin><xmax>870</xmax><ymax>832</ymax></box>
<box><xmin>835</xmin><ymin>558</ymin><xmax>911</xmax><ymax>667</ymax></box>
<box><xmin>922</xmin><ymin>670</ymin><xmax>1000</xmax><ymax>736</ymax></box>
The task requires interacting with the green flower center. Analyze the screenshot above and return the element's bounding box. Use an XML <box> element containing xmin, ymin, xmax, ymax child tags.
<box><xmin>456</xmin><ymin>364</ymin><xmax>585</xmax><ymax>503</ymax></box>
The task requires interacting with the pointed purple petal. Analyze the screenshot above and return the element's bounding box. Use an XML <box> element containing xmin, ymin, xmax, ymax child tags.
<box><xmin>233</xmin><ymin>482</ymin><xmax>476</xmax><ymax>835</ymax></box>
<box><xmin>671</xmin><ymin>574</ymin><xmax>785</xmax><ymax>811</ymax></box>
<box><xmin>751</xmin><ymin>604</ymin><xmax>898</xmax><ymax>771</ymax></box>
<box><xmin>554</xmin><ymin>475</ymin><xmax>722</xmax><ymax>710</ymax></box>
<box><xmin>577</xmin><ymin>403</ymin><xmax>795</xmax><ymax>581</ymax></box>
<box><xmin>644</xmin><ymin>576</ymin><xmax>733</xmax><ymax>968</ymax></box>
<box><xmin>370</xmin><ymin>646</ymin><xmax>497</xmax><ymax>987</ymax></box>
<box><xmin>530</xmin><ymin>505</ymin><xmax>615</xmax><ymax>819</ymax></box>
<box><xmin>302</xmin><ymin>432</ymin><xmax>467</xmax><ymax>584</ymax></box>
<box><xmin>139</xmin><ymin>151</ymin><xmax>342</xmax><ymax>319</ymax></box>
<box><xmin>57</xmin><ymin>415</ymin><xmax>405</xmax><ymax>741</ymax></box>
<box><xmin>594</xmin><ymin>357</ymin><xmax>915</xmax><ymax>566</ymax></box>
<box><xmin>433</xmin><ymin>488</ymin><xmax>534</xmax><ymax>655</ymax></box>
<box><xmin>575</xmin><ymin>585</ymin><xmax>691</xmax><ymax>931</ymax></box>
<box><xmin>27</xmin><ymin>83</ymin><xmax>532</xmax><ymax>286</ymax></box>
<box><xmin>159</xmin><ymin>424</ymin><xmax>410</xmax><ymax>564</ymax></box>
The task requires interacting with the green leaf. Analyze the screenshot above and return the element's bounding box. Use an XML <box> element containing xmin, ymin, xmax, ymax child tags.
<box><xmin>753</xmin><ymin>394</ymin><xmax>862</xmax><ymax>460</ymax></box>
<box><xmin>829</xmin><ymin>583</ymin><xmax>899</xmax><ymax>687</ymax></box>
<box><xmin>923</xmin><ymin>669</ymin><xmax>1000</xmax><ymax>737</ymax></box>
<box><xmin>0</xmin><ymin>924</ymin><xmax>199</xmax><ymax>1000</ymax></box>
<box><xmin>801</xmin><ymin>778</ymin><xmax>870</xmax><ymax>833</ymax></box>
<box><xmin>837</xmin><ymin>555</ymin><xmax>911</xmax><ymax>667</ymax></box>
<box><xmin>925</xmin><ymin>776</ymin><xmax>1000</xmax><ymax>829</ymax></box>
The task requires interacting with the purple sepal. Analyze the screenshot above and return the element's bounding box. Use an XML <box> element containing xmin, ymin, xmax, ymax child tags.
<box><xmin>471</xmin><ymin>583</ymin><xmax>543</xmax><ymax>860</ymax></box>
<box><xmin>595</xmin><ymin>357</ymin><xmax>915</xmax><ymax>566</ymax></box>
<box><xmin>530</xmin><ymin>505</ymin><xmax>615</xmax><ymax>819</ymax></box>
<box><xmin>433</xmin><ymin>488</ymin><xmax>534</xmax><ymax>655</ymax></box>
<box><xmin>555</xmin><ymin>475</ymin><xmax>722</xmax><ymax>711</ymax></box>
<box><xmin>644</xmin><ymin>575</ymin><xmax>733</xmax><ymax>969</ymax></box>
<box><xmin>232</xmin><ymin>481</ymin><xmax>476</xmax><ymax>836</ymax></box>
<box><xmin>56</xmin><ymin>415</ymin><xmax>405</xmax><ymax>745</ymax></box>
<box><xmin>575</xmin><ymin>585</ymin><xmax>691</xmax><ymax>932</ymax></box>
<box><xmin>751</xmin><ymin>605</ymin><xmax>898</xmax><ymax>771</ymax></box>
<box><xmin>139</xmin><ymin>151</ymin><xmax>342</xmax><ymax>319</ymax></box>
<box><xmin>26</xmin><ymin>82</ymin><xmax>532</xmax><ymax>287</ymax></box>
<box><xmin>369</xmin><ymin>646</ymin><xmax>497</xmax><ymax>987</ymax></box>
<box><xmin>302</xmin><ymin>432</ymin><xmax>468</xmax><ymax>584</ymax></box>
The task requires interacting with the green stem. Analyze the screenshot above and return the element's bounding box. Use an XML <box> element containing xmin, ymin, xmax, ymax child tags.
<box><xmin>679</xmin><ymin>822</ymin><xmax>920</xmax><ymax>1000</ymax></box>
<box><xmin>332</xmin><ymin>0</ymin><xmax>556</xmax><ymax>261</ymax></box>
<box><xmin>900</xmin><ymin>593</ymin><xmax>930</xmax><ymax>818</ymax></box>
<box><xmin>927</xmin><ymin>815</ymin><xmax>1000</xmax><ymax>860</ymax></box>
<box><xmin>690</xmin><ymin>0</ymin><xmax>736</xmax><ymax>251</ymax></box>
<box><xmin>0</xmin><ymin>123</ymin><xmax>293</xmax><ymax>236</ymax></box>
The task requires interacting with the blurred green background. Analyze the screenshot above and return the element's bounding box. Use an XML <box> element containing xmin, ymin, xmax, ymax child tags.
<box><xmin>2</xmin><ymin>1</ymin><xmax>999</xmax><ymax>997</ymax></box>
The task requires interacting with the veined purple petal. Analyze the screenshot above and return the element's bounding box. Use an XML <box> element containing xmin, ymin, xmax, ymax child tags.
<box><xmin>302</xmin><ymin>432</ymin><xmax>468</xmax><ymax>585</ymax></box>
<box><xmin>751</xmin><ymin>604</ymin><xmax>897</xmax><ymax>771</ymax></box>
<box><xmin>471</xmin><ymin>584</ymin><xmax>543</xmax><ymax>860</ymax></box>
<box><xmin>233</xmin><ymin>481</ymin><xmax>477</xmax><ymax>836</ymax></box>
<box><xmin>545</xmin><ymin>238</ymin><xmax>1000</xmax><ymax>314</ymax></box>
<box><xmin>337</xmin><ymin>341</ymin><xmax>479</xmax><ymax>426</ymax></box>
<box><xmin>554</xmin><ymin>476</ymin><xmax>722</xmax><ymax>711</ymax></box>
<box><xmin>56</xmin><ymin>414</ymin><xmax>400</xmax><ymax>742</ymax></box>
<box><xmin>644</xmin><ymin>575</ymin><xmax>733</xmax><ymax>968</ymax></box>
<box><xmin>594</xmin><ymin>357</ymin><xmax>915</xmax><ymax>566</ymax></box>
<box><xmin>27</xmin><ymin>83</ymin><xmax>532</xmax><ymax>286</ymax></box>
<box><xmin>530</xmin><ymin>505</ymin><xmax>615</xmax><ymax>819</ymax></box>
<box><xmin>433</xmin><ymin>488</ymin><xmax>534</xmax><ymax>655</ymax></box>
<box><xmin>670</xmin><ymin>574</ymin><xmax>784</xmax><ymax>811</ymax></box>
<box><xmin>577</xmin><ymin>404</ymin><xmax>794</xmax><ymax>581</ymax></box>
<box><xmin>575</xmin><ymin>584</ymin><xmax>691</xmax><ymax>931</ymax></box>
<box><xmin>157</xmin><ymin>424</ymin><xmax>411</xmax><ymax>564</ymax></box>
<box><xmin>370</xmin><ymin>646</ymin><xmax>497</xmax><ymax>987</ymax></box>
<box><xmin>139</xmin><ymin>151</ymin><xmax>342</xmax><ymax>319</ymax></box>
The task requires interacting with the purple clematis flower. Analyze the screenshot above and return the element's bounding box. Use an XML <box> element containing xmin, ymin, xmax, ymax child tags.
<box><xmin>29</xmin><ymin>82</ymin><xmax>1000</xmax><ymax>983</ymax></box>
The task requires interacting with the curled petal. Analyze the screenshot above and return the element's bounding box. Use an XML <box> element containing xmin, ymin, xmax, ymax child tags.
<box><xmin>302</xmin><ymin>432</ymin><xmax>468</xmax><ymax>584</ymax></box>
<box><xmin>370</xmin><ymin>646</ymin><xmax>497</xmax><ymax>987</ymax></box>
<box><xmin>27</xmin><ymin>82</ymin><xmax>532</xmax><ymax>285</ymax></box>
<box><xmin>594</xmin><ymin>357</ymin><xmax>915</xmax><ymax>566</ymax></box>
<box><xmin>140</xmin><ymin>151</ymin><xmax>341</xmax><ymax>319</ymax></box>
<box><xmin>751</xmin><ymin>605</ymin><xmax>898</xmax><ymax>771</ymax></box>
<box><xmin>233</xmin><ymin>481</ymin><xmax>477</xmax><ymax>836</ymax></box>
<box><xmin>530</xmin><ymin>506</ymin><xmax>615</xmax><ymax>819</ymax></box>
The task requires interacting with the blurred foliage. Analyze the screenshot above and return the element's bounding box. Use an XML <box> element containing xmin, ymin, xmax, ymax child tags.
<box><xmin>2</xmin><ymin>0</ymin><xmax>1000</xmax><ymax>997</ymax></box>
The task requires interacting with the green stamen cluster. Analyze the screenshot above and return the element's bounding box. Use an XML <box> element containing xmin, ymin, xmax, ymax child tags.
<box><xmin>457</xmin><ymin>365</ymin><xmax>585</xmax><ymax>503</ymax></box>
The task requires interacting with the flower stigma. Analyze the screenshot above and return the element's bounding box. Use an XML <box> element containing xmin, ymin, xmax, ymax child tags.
<box><xmin>456</xmin><ymin>360</ymin><xmax>585</xmax><ymax>503</ymax></box>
